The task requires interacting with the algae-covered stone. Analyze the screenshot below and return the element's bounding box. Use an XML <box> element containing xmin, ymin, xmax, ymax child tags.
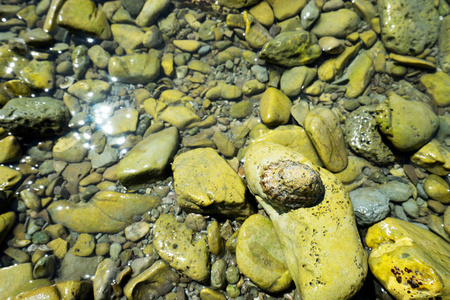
<box><xmin>243</xmin><ymin>11</ymin><xmax>272</xmax><ymax>49</ymax></box>
<box><xmin>343</xmin><ymin>50</ymin><xmax>374</xmax><ymax>98</ymax></box>
<box><xmin>48</xmin><ymin>191</ymin><xmax>161</xmax><ymax>233</ymax></box>
<box><xmin>217</xmin><ymin>0</ymin><xmax>260</xmax><ymax>9</ymax></box>
<box><xmin>0</xmin><ymin>211</ymin><xmax>15</xmax><ymax>244</ymax></box>
<box><xmin>377</xmin><ymin>0</ymin><xmax>439</xmax><ymax>55</ymax></box>
<box><xmin>0</xmin><ymin>135</ymin><xmax>21</xmax><ymax>164</ymax></box>
<box><xmin>136</xmin><ymin>0</ymin><xmax>171</xmax><ymax>27</ymax></box>
<box><xmin>376</xmin><ymin>93</ymin><xmax>439</xmax><ymax>152</ymax></box>
<box><xmin>205</xmin><ymin>83</ymin><xmax>242</xmax><ymax>101</ymax></box>
<box><xmin>0</xmin><ymin>97</ymin><xmax>70</xmax><ymax>138</ymax></box>
<box><xmin>280</xmin><ymin>66</ymin><xmax>316</xmax><ymax>97</ymax></box>
<box><xmin>366</xmin><ymin>217</ymin><xmax>450</xmax><ymax>300</ymax></box>
<box><xmin>0</xmin><ymin>263</ymin><xmax>51</xmax><ymax>299</ymax></box>
<box><xmin>0</xmin><ymin>45</ymin><xmax>29</xmax><ymax>79</ymax></box>
<box><xmin>153</xmin><ymin>214</ymin><xmax>210</xmax><ymax>282</ymax></box>
<box><xmin>423</xmin><ymin>174</ymin><xmax>450</xmax><ymax>204</ymax></box>
<box><xmin>111</xmin><ymin>24</ymin><xmax>144</xmax><ymax>52</ymax></box>
<box><xmin>57</xmin><ymin>0</ymin><xmax>111</xmax><ymax>39</ymax></box>
<box><xmin>259</xmin><ymin>87</ymin><xmax>292</xmax><ymax>127</ymax></box>
<box><xmin>10</xmin><ymin>281</ymin><xmax>92</xmax><ymax>300</ymax></box>
<box><xmin>259</xmin><ymin>31</ymin><xmax>322</xmax><ymax>67</ymax></box>
<box><xmin>108</xmin><ymin>53</ymin><xmax>160</xmax><ymax>84</ymax></box>
<box><xmin>72</xmin><ymin>233</ymin><xmax>95</xmax><ymax>257</ymax></box>
<box><xmin>67</xmin><ymin>79</ymin><xmax>111</xmax><ymax>104</ymax></box>
<box><xmin>229</xmin><ymin>100</ymin><xmax>253</xmax><ymax>119</ymax></box>
<box><xmin>117</xmin><ymin>127</ymin><xmax>179</xmax><ymax>189</ymax></box>
<box><xmin>411</xmin><ymin>139</ymin><xmax>450</xmax><ymax>176</ymax></box>
<box><xmin>440</xmin><ymin>15</ymin><xmax>450</xmax><ymax>73</ymax></box>
<box><xmin>159</xmin><ymin>106</ymin><xmax>201</xmax><ymax>130</ymax></box>
<box><xmin>172</xmin><ymin>148</ymin><xmax>252</xmax><ymax>218</ymax></box>
<box><xmin>311</xmin><ymin>9</ymin><xmax>360</xmax><ymax>38</ymax></box>
<box><xmin>270</xmin><ymin>0</ymin><xmax>306</xmax><ymax>21</ymax></box>
<box><xmin>20</xmin><ymin>59</ymin><xmax>55</xmax><ymax>90</ymax></box>
<box><xmin>420</xmin><ymin>72</ymin><xmax>450</xmax><ymax>107</ymax></box>
<box><xmin>244</xmin><ymin>142</ymin><xmax>367</xmax><ymax>300</ymax></box>
<box><xmin>249</xmin><ymin>1</ymin><xmax>274</xmax><ymax>27</ymax></box>
<box><xmin>345</xmin><ymin>105</ymin><xmax>395</xmax><ymax>165</ymax></box>
<box><xmin>236</xmin><ymin>214</ymin><xmax>292</xmax><ymax>293</ymax></box>
<box><xmin>305</xmin><ymin>107</ymin><xmax>348</xmax><ymax>172</ymax></box>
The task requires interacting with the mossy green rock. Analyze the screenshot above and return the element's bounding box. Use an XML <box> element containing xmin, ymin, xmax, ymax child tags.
<box><xmin>440</xmin><ymin>15</ymin><xmax>450</xmax><ymax>73</ymax></box>
<box><xmin>67</xmin><ymin>79</ymin><xmax>111</xmax><ymax>104</ymax></box>
<box><xmin>366</xmin><ymin>217</ymin><xmax>450</xmax><ymax>300</ymax></box>
<box><xmin>420</xmin><ymin>71</ymin><xmax>450</xmax><ymax>107</ymax></box>
<box><xmin>20</xmin><ymin>60</ymin><xmax>55</xmax><ymax>90</ymax></box>
<box><xmin>217</xmin><ymin>0</ymin><xmax>261</xmax><ymax>9</ymax></box>
<box><xmin>423</xmin><ymin>174</ymin><xmax>450</xmax><ymax>204</ymax></box>
<box><xmin>236</xmin><ymin>214</ymin><xmax>292</xmax><ymax>293</ymax></box>
<box><xmin>244</xmin><ymin>142</ymin><xmax>367</xmax><ymax>300</ymax></box>
<box><xmin>0</xmin><ymin>45</ymin><xmax>29</xmax><ymax>79</ymax></box>
<box><xmin>259</xmin><ymin>87</ymin><xmax>292</xmax><ymax>127</ymax></box>
<box><xmin>48</xmin><ymin>191</ymin><xmax>161</xmax><ymax>233</ymax></box>
<box><xmin>117</xmin><ymin>127</ymin><xmax>179</xmax><ymax>189</ymax></box>
<box><xmin>311</xmin><ymin>9</ymin><xmax>360</xmax><ymax>38</ymax></box>
<box><xmin>229</xmin><ymin>100</ymin><xmax>253</xmax><ymax>119</ymax></box>
<box><xmin>172</xmin><ymin>148</ymin><xmax>252</xmax><ymax>218</ymax></box>
<box><xmin>411</xmin><ymin>139</ymin><xmax>450</xmax><ymax>176</ymax></box>
<box><xmin>153</xmin><ymin>214</ymin><xmax>210</xmax><ymax>282</ymax></box>
<box><xmin>0</xmin><ymin>211</ymin><xmax>15</xmax><ymax>244</ymax></box>
<box><xmin>376</xmin><ymin>93</ymin><xmax>439</xmax><ymax>152</ymax></box>
<box><xmin>377</xmin><ymin>0</ymin><xmax>439</xmax><ymax>55</ymax></box>
<box><xmin>108</xmin><ymin>53</ymin><xmax>160</xmax><ymax>84</ymax></box>
<box><xmin>259</xmin><ymin>31</ymin><xmax>322</xmax><ymax>67</ymax></box>
<box><xmin>0</xmin><ymin>263</ymin><xmax>51</xmax><ymax>299</ymax></box>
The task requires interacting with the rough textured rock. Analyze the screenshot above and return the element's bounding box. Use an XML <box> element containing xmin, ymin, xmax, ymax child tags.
<box><xmin>377</xmin><ymin>0</ymin><xmax>439</xmax><ymax>55</ymax></box>
<box><xmin>366</xmin><ymin>218</ymin><xmax>450</xmax><ymax>300</ymax></box>
<box><xmin>349</xmin><ymin>187</ymin><xmax>390</xmax><ymax>226</ymax></box>
<box><xmin>244</xmin><ymin>142</ymin><xmax>367</xmax><ymax>300</ymax></box>
<box><xmin>172</xmin><ymin>148</ymin><xmax>253</xmax><ymax>218</ymax></box>
<box><xmin>0</xmin><ymin>97</ymin><xmax>70</xmax><ymax>138</ymax></box>
<box><xmin>345</xmin><ymin>105</ymin><xmax>395</xmax><ymax>165</ymax></box>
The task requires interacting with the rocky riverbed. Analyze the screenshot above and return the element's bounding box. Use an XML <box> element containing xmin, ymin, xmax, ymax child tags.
<box><xmin>0</xmin><ymin>0</ymin><xmax>450</xmax><ymax>299</ymax></box>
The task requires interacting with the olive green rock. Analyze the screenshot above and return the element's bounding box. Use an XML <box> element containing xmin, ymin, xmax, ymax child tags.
<box><xmin>236</xmin><ymin>214</ymin><xmax>292</xmax><ymax>293</ymax></box>
<box><xmin>243</xmin><ymin>11</ymin><xmax>272</xmax><ymax>49</ymax></box>
<box><xmin>411</xmin><ymin>139</ymin><xmax>450</xmax><ymax>176</ymax></box>
<box><xmin>108</xmin><ymin>53</ymin><xmax>160</xmax><ymax>84</ymax></box>
<box><xmin>52</xmin><ymin>132</ymin><xmax>88</xmax><ymax>163</ymax></box>
<box><xmin>47</xmin><ymin>191</ymin><xmax>161</xmax><ymax>233</ymax></box>
<box><xmin>0</xmin><ymin>211</ymin><xmax>15</xmax><ymax>244</ymax></box>
<box><xmin>206</xmin><ymin>83</ymin><xmax>242</xmax><ymax>101</ymax></box>
<box><xmin>159</xmin><ymin>106</ymin><xmax>201</xmax><ymax>130</ymax></box>
<box><xmin>377</xmin><ymin>0</ymin><xmax>439</xmax><ymax>55</ymax></box>
<box><xmin>20</xmin><ymin>59</ymin><xmax>55</xmax><ymax>90</ymax></box>
<box><xmin>0</xmin><ymin>263</ymin><xmax>51</xmax><ymax>299</ymax></box>
<box><xmin>172</xmin><ymin>148</ymin><xmax>252</xmax><ymax>218</ymax></box>
<box><xmin>259</xmin><ymin>87</ymin><xmax>292</xmax><ymax>127</ymax></box>
<box><xmin>280</xmin><ymin>66</ymin><xmax>316</xmax><ymax>97</ymax></box>
<box><xmin>0</xmin><ymin>97</ymin><xmax>70</xmax><ymax>138</ymax></box>
<box><xmin>0</xmin><ymin>135</ymin><xmax>21</xmax><ymax>164</ymax></box>
<box><xmin>217</xmin><ymin>0</ymin><xmax>261</xmax><ymax>9</ymax></box>
<box><xmin>10</xmin><ymin>281</ymin><xmax>92</xmax><ymax>300</ymax></box>
<box><xmin>117</xmin><ymin>127</ymin><xmax>179</xmax><ymax>189</ymax></box>
<box><xmin>259</xmin><ymin>31</ymin><xmax>322</xmax><ymax>67</ymax></box>
<box><xmin>344</xmin><ymin>51</ymin><xmax>374</xmax><ymax>98</ymax></box>
<box><xmin>87</xmin><ymin>45</ymin><xmax>110</xmax><ymax>69</ymax></box>
<box><xmin>111</xmin><ymin>24</ymin><xmax>144</xmax><ymax>52</ymax></box>
<box><xmin>375</xmin><ymin>92</ymin><xmax>439</xmax><ymax>152</ymax></box>
<box><xmin>311</xmin><ymin>9</ymin><xmax>360</xmax><ymax>38</ymax></box>
<box><xmin>439</xmin><ymin>15</ymin><xmax>450</xmax><ymax>73</ymax></box>
<box><xmin>0</xmin><ymin>45</ymin><xmax>29</xmax><ymax>79</ymax></box>
<box><xmin>244</xmin><ymin>142</ymin><xmax>367</xmax><ymax>300</ymax></box>
<box><xmin>229</xmin><ymin>100</ymin><xmax>253</xmax><ymax>119</ymax></box>
<box><xmin>67</xmin><ymin>79</ymin><xmax>111</xmax><ymax>104</ymax></box>
<box><xmin>420</xmin><ymin>72</ymin><xmax>450</xmax><ymax>107</ymax></box>
<box><xmin>366</xmin><ymin>218</ymin><xmax>450</xmax><ymax>300</ymax></box>
<box><xmin>136</xmin><ymin>0</ymin><xmax>171</xmax><ymax>27</ymax></box>
<box><xmin>0</xmin><ymin>166</ymin><xmax>22</xmax><ymax>191</ymax></box>
<box><xmin>424</xmin><ymin>174</ymin><xmax>450</xmax><ymax>204</ymax></box>
<box><xmin>57</xmin><ymin>0</ymin><xmax>111</xmax><ymax>39</ymax></box>
<box><xmin>154</xmin><ymin>214</ymin><xmax>210</xmax><ymax>282</ymax></box>
<box><xmin>305</xmin><ymin>107</ymin><xmax>348</xmax><ymax>172</ymax></box>
<box><xmin>269</xmin><ymin>0</ymin><xmax>307</xmax><ymax>21</ymax></box>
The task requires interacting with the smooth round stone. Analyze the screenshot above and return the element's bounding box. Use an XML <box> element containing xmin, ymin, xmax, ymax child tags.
<box><xmin>242</xmin><ymin>80</ymin><xmax>265</xmax><ymax>96</ymax></box>
<box><xmin>301</xmin><ymin>0</ymin><xmax>320</xmax><ymax>29</ymax></box>
<box><xmin>318</xmin><ymin>36</ymin><xmax>344</xmax><ymax>54</ymax></box>
<box><xmin>427</xmin><ymin>200</ymin><xmax>446</xmax><ymax>214</ymax></box>
<box><xmin>143</xmin><ymin>25</ymin><xmax>163</xmax><ymax>48</ymax></box>
<box><xmin>401</xmin><ymin>198</ymin><xmax>419</xmax><ymax>219</ymax></box>
<box><xmin>173</xmin><ymin>40</ymin><xmax>202</xmax><ymax>52</ymax></box>
<box><xmin>67</xmin><ymin>79</ymin><xmax>111</xmax><ymax>105</ymax></box>
<box><xmin>188</xmin><ymin>59</ymin><xmax>212</xmax><ymax>74</ymax></box>
<box><xmin>259</xmin><ymin>87</ymin><xmax>292</xmax><ymax>127</ymax></box>
<box><xmin>349</xmin><ymin>187</ymin><xmax>390</xmax><ymax>226</ymax></box>
<box><xmin>72</xmin><ymin>233</ymin><xmax>95</xmax><ymax>257</ymax></box>
<box><xmin>0</xmin><ymin>166</ymin><xmax>22</xmax><ymax>191</ymax></box>
<box><xmin>427</xmin><ymin>214</ymin><xmax>450</xmax><ymax>243</ymax></box>
<box><xmin>211</xmin><ymin>259</ymin><xmax>227</xmax><ymax>289</ymax></box>
<box><xmin>251</xmin><ymin>65</ymin><xmax>268</xmax><ymax>83</ymax></box>
<box><xmin>379</xmin><ymin>180</ymin><xmax>414</xmax><ymax>203</ymax></box>
<box><xmin>93</xmin><ymin>258</ymin><xmax>118</xmax><ymax>300</ymax></box>
<box><xmin>226</xmin><ymin>284</ymin><xmax>240</xmax><ymax>298</ymax></box>
<box><xmin>208</xmin><ymin>221</ymin><xmax>224</xmax><ymax>256</ymax></box>
<box><xmin>424</xmin><ymin>174</ymin><xmax>450</xmax><ymax>204</ymax></box>
<box><xmin>125</xmin><ymin>221</ymin><xmax>150</xmax><ymax>242</ymax></box>
<box><xmin>249</xmin><ymin>1</ymin><xmax>274</xmax><ymax>27</ymax></box>
<box><xmin>226</xmin><ymin>266</ymin><xmax>240</xmax><ymax>284</ymax></box>
<box><xmin>229</xmin><ymin>100</ymin><xmax>253</xmax><ymax>119</ymax></box>
<box><xmin>213</xmin><ymin>131</ymin><xmax>236</xmax><ymax>157</ymax></box>
<box><xmin>111</xmin><ymin>24</ymin><xmax>144</xmax><ymax>51</ymax></box>
<box><xmin>198</xmin><ymin>19</ymin><xmax>216</xmax><ymax>41</ymax></box>
<box><xmin>199</xmin><ymin>287</ymin><xmax>226</xmax><ymax>300</ymax></box>
<box><xmin>311</xmin><ymin>9</ymin><xmax>360</xmax><ymax>38</ymax></box>
<box><xmin>31</xmin><ymin>231</ymin><xmax>50</xmax><ymax>244</ymax></box>
<box><xmin>108</xmin><ymin>53</ymin><xmax>160</xmax><ymax>84</ymax></box>
<box><xmin>52</xmin><ymin>132</ymin><xmax>88</xmax><ymax>163</ymax></box>
<box><xmin>159</xmin><ymin>12</ymin><xmax>180</xmax><ymax>37</ymax></box>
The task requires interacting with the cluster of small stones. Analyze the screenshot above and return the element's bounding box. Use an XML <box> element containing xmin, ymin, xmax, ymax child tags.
<box><xmin>0</xmin><ymin>0</ymin><xmax>449</xmax><ymax>299</ymax></box>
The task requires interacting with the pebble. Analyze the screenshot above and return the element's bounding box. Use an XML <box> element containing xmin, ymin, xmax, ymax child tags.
<box><xmin>72</xmin><ymin>233</ymin><xmax>95</xmax><ymax>257</ymax></box>
<box><xmin>124</xmin><ymin>221</ymin><xmax>150</xmax><ymax>242</ymax></box>
<box><xmin>259</xmin><ymin>87</ymin><xmax>292</xmax><ymax>127</ymax></box>
<box><xmin>349</xmin><ymin>187</ymin><xmax>390</xmax><ymax>226</ymax></box>
<box><xmin>379</xmin><ymin>180</ymin><xmax>414</xmax><ymax>203</ymax></box>
<box><xmin>211</xmin><ymin>259</ymin><xmax>228</xmax><ymax>289</ymax></box>
<box><xmin>423</xmin><ymin>174</ymin><xmax>450</xmax><ymax>204</ymax></box>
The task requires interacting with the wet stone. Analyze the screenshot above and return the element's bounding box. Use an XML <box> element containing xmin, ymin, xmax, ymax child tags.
<box><xmin>60</xmin><ymin>249</ymin><xmax>103</xmax><ymax>280</ymax></box>
<box><xmin>211</xmin><ymin>259</ymin><xmax>228</xmax><ymax>289</ymax></box>
<box><xmin>108</xmin><ymin>53</ymin><xmax>160</xmax><ymax>84</ymax></box>
<box><xmin>379</xmin><ymin>180</ymin><xmax>414</xmax><ymax>203</ymax></box>
<box><xmin>259</xmin><ymin>87</ymin><xmax>292</xmax><ymax>127</ymax></box>
<box><xmin>349</xmin><ymin>187</ymin><xmax>390</xmax><ymax>226</ymax></box>
<box><xmin>311</xmin><ymin>9</ymin><xmax>360</xmax><ymax>38</ymax></box>
<box><xmin>124</xmin><ymin>221</ymin><xmax>150</xmax><ymax>242</ymax></box>
<box><xmin>72</xmin><ymin>233</ymin><xmax>95</xmax><ymax>257</ymax></box>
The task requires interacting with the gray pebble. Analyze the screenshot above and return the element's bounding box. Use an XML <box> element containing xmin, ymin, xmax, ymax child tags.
<box><xmin>110</xmin><ymin>242</ymin><xmax>122</xmax><ymax>259</ymax></box>
<box><xmin>401</xmin><ymin>198</ymin><xmax>419</xmax><ymax>219</ymax></box>
<box><xmin>394</xmin><ymin>205</ymin><xmax>409</xmax><ymax>222</ymax></box>
<box><xmin>349</xmin><ymin>187</ymin><xmax>390</xmax><ymax>226</ymax></box>
<box><xmin>251</xmin><ymin>65</ymin><xmax>269</xmax><ymax>83</ymax></box>
<box><xmin>379</xmin><ymin>181</ymin><xmax>414</xmax><ymax>203</ymax></box>
<box><xmin>226</xmin><ymin>266</ymin><xmax>240</xmax><ymax>284</ymax></box>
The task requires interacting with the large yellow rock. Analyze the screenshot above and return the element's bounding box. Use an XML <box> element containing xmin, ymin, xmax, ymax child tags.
<box><xmin>366</xmin><ymin>217</ymin><xmax>450</xmax><ymax>300</ymax></box>
<box><xmin>0</xmin><ymin>211</ymin><xmax>15</xmax><ymax>244</ymax></box>
<box><xmin>411</xmin><ymin>139</ymin><xmax>450</xmax><ymax>176</ymax></box>
<box><xmin>10</xmin><ymin>281</ymin><xmax>92</xmax><ymax>300</ymax></box>
<box><xmin>244</xmin><ymin>142</ymin><xmax>367</xmax><ymax>299</ymax></box>
<box><xmin>0</xmin><ymin>263</ymin><xmax>51</xmax><ymax>299</ymax></box>
<box><xmin>0</xmin><ymin>135</ymin><xmax>21</xmax><ymax>163</ymax></box>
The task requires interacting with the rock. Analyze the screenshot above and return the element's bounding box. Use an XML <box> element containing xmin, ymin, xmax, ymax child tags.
<box><xmin>318</xmin><ymin>36</ymin><xmax>344</xmax><ymax>54</ymax></box>
<box><xmin>445</xmin><ymin>207</ymin><xmax>450</xmax><ymax>236</ymax></box>
<box><xmin>423</xmin><ymin>174</ymin><xmax>450</xmax><ymax>204</ymax></box>
<box><xmin>159</xmin><ymin>106</ymin><xmax>202</xmax><ymax>129</ymax></box>
<box><xmin>311</xmin><ymin>9</ymin><xmax>360</xmax><ymax>38</ymax></box>
<box><xmin>251</xmin><ymin>65</ymin><xmax>269</xmax><ymax>83</ymax></box>
<box><xmin>440</xmin><ymin>15</ymin><xmax>450</xmax><ymax>73</ymax></box>
<box><xmin>259</xmin><ymin>30</ymin><xmax>322</xmax><ymax>67</ymax></box>
<box><xmin>117</xmin><ymin>127</ymin><xmax>179</xmax><ymax>189</ymax></box>
<box><xmin>352</xmin><ymin>0</ymin><xmax>376</xmax><ymax>24</ymax></box>
<box><xmin>377</xmin><ymin>0</ymin><xmax>439</xmax><ymax>55</ymax></box>
<box><xmin>87</xmin><ymin>45</ymin><xmax>110</xmax><ymax>69</ymax></box>
<box><xmin>71</xmin><ymin>45</ymin><xmax>90</xmax><ymax>79</ymax></box>
<box><xmin>217</xmin><ymin>0</ymin><xmax>260</xmax><ymax>9</ymax></box>
<box><xmin>205</xmin><ymin>83</ymin><xmax>242</xmax><ymax>100</ymax></box>
<box><xmin>32</xmin><ymin>255</ymin><xmax>56</xmax><ymax>279</ymax></box>
<box><xmin>244</xmin><ymin>142</ymin><xmax>367</xmax><ymax>300</ymax></box>
<box><xmin>402</xmin><ymin>198</ymin><xmax>419</xmax><ymax>219</ymax></box>
<box><xmin>11</xmin><ymin>281</ymin><xmax>92</xmax><ymax>300</ymax></box>
<box><xmin>173</xmin><ymin>40</ymin><xmax>202</xmax><ymax>52</ymax></box>
<box><xmin>236</xmin><ymin>214</ymin><xmax>292</xmax><ymax>292</ymax></box>
<box><xmin>389</xmin><ymin>53</ymin><xmax>436</xmax><ymax>70</ymax></box>
<box><xmin>270</xmin><ymin>0</ymin><xmax>307</xmax><ymax>21</ymax></box>
<box><xmin>249</xmin><ymin>1</ymin><xmax>274</xmax><ymax>27</ymax></box>
<box><xmin>366</xmin><ymin>217</ymin><xmax>450</xmax><ymax>300</ymax></box>
<box><xmin>47</xmin><ymin>238</ymin><xmax>68</xmax><ymax>260</ymax></box>
<box><xmin>93</xmin><ymin>258</ymin><xmax>118</xmax><ymax>300</ymax></box>
<box><xmin>172</xmin><ymin>148</ymin><xmax>252</xmax><ymax>218</ymax></box>
<box><xmin>0</xmin><ymin>263</ymin><xmax>51</xmax><ymax>299</ymax></box>
<box><xmin>47</xmin><ymin>191</ymin><xmax>161</xmax><ymax>233</ymax></box>
<box><xmin>301</xmin><ymin>0</ymin><xmax>320</xmax><ymax>29</ymax></box>
<box><xmin>207</xmin><ymin>221</ymin><xmax>224</xmax><ymax>257</ymax></box>
<box><xmin>318</xmin><ymin>43</ymin><xmax>361</xmax><ymax>82</ymax></box>
<box><xmin>0</xmin><ymin>211</ymin><xmax>15</xmax><ymax>244</ymax></box>
<box><xmin>111</xmin><ymin>24</ymin><xmax>144</xmax><ymax>52</ymax></box>
<box><xmin>68</xmin><ymin>79</ymin><xmax>111</xmax><ymax>104</ymax></box>
<box><xmin>345</xmin><ymin>105</ymin><xmax>395</xmax><ymax>165</ymax></box>
<box><xmin>198</xmin><ymin>19</ymin><xmax>216</xmax><ymax>41</ymax></box>
<box><xmin>0</xmin><ymin>45</ymin><xmax>29</xmax><ymax>79</ymax></box>
<box><xmin>211</xmin><ymin>259</ymin><xmax>227</xmax><ymax>289</ymax></box>
<box><xmin>200</xmin><ymin>288</ymin><xmax>226</xmax><ymax>300</ymax></box>
<box><xmin>280</xmin><ymin>66</ymin><xmax>316</xmax><ymax>97</ymax></box>
<box><xmin>188</xmin><ymin>60</ymin><xmax>212</xmax><ymax>74</ymax></box>
<box><xmin>20</xmin><ymin>60</ymin><xmax>55</xmax><ymax>90</ymax></box>
<box><xmin>125</xmin><ymin>221</ymin><xmax>150</xmax><ymax>242</ymax></box>
<box><xmin>108</xmin><ymin>53</ymin><xmax>160</xmax><ymax>84</ymax></box>
<box><xmin>60</xmin><ymin>249</ymin><xmax>103</xmax><ymax>280</ymax></box>
<box><xmin>143</xmin><ymin>25</ymin><xmax>163</xmax><ymax>48</ymax></box>
<box><xmin>72</xmin><ymin>233</ymin><xmax>95</xmax><ymax>257</ymax></box>
<box><xmin>420</xmin><ymin>72</ymin><xmax>450</xmax><ymax>107</ymax></box>
<box><xmin>57</xmin><ymin>0</ymin><xmax>111</xmax><ymax>39</ymax></box>
<box><xmin>427</xmin><ymin>214</ymin><xmax>450</xmax><ymax>242</ymax></box>
<box><xmin>153</xmin><ymin>214</ymin><xmax>210</xmax><ymax>282</ymax></box>
<box><xmin>376</xmin><ymin>92</ymin><xmax>439</xmax><ymax>152</ymax></box>
<box><xmin>213</xmin><ymin>131</ymin><xmax>236</xmax><ymax>157</ymax></box>
<box><xmin>259</xmin><ymin>87</ymin><xmax>292</xmax><ymax>127</ymax></box>
<box><xmin>158</xmin><ymin>12</ymin><xmax>180</xmax><ymax>37</ymax></box>
<box><xmin>379</xmin><ymin>180</ymin><xmax>414</xmax><ymax>203</ymax></box>
<box><xmin>136</xmin><ymin>0</ymin><xmax>171</xmax><ymax>27</ymax></box>
<box><xmin>0</xmin><ymin>135</ymin><xmax>21</xmax><ymax>163</ymax></box>
<box><xmin>343</xmin><ymin>50</ymin><xmax>375</xmax><ymax>98</ymax></box>
<box><xmin>229</xmin><ymin>100</ymin><xmax>253</xmax><ymax>118</ymax></box>
<box><xmin>52</xmin><ymin>132</ymin><xmax>88</xmax><ymax>163</ymax></box>
<box><xmin>411</xmin><ymin>139</ymin><xmax>450</xmax><ymax>176</ymax></box>
<box><xmin>0</xmin><ymin>97</ymin><xmax>70</xmax><ymax>138</ymax></box>
<box><xmin>106</xmin><ymin>107</ymin><xmax>139</xmax><ymax>135</ymax></box>
<box><xmin>243</xmin><ymin>11</ymin><xmax>272</xmax><ymax>49</ymax></box>
<box><xmin>349</xmin><ymin>187</ymin><xmax>390</xmax><ymax>226</ymax></box>
<box><xmin>87</xmin><ymin>145</ymin><xmax>119</xmax><ymax>169</ymax></box>
<box><xmin>304</xmin><ymin>107</ymin><xmax>348</xmax><ymax>172</ymax></box>
<box><xmin>123</xmin><ymin>260</ymin><xmax>179</xmax><ymax>299</ymax></box>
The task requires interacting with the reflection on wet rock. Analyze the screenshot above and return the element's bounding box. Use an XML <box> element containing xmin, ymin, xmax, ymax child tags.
<box><xmin>259</xmin><ymin>87</ymin><xmax>292</xmax><ymax>127</ymax></box>
<box><xmin>311</xmin><ymin>8</ymin><xmax>360</xmax><ymax>38</ymax></box>
<box><xmin>67</xmin><ymin>79</ymin><xmax>111</xmax><ymax>104</ymax></box>
<box><xmin>108</xmin><ymin>53</ymin><xmax>160</xmax><ymax>84</ymax></box>
<box><xmin>411</xmin><ymin>139</ymin><xmax>450</xmax><ymax>176</ymax></box>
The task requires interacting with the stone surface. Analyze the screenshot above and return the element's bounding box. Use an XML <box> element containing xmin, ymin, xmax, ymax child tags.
<box><xmin>236</xmin><ymin>214</ymin><xmax>292</xmax><ymax>293</ymax></box>
<box><xmin>259</xmin><ymin>31</ymin><xmax>322</xmax><ymax>67</ymax></box>
<box><xmin>366</xmin><ymin>217</ymin><xmax>450</xmax><ymax>300</ymax></box>
<box><xmin>279</xmin><ymin>66</ymin><xmax>316</xmax><ymax>97</ymax></box>
<box><xmin>72</xmin><ymin>233</ymin><xmax>95</xmax><ymax>257</ymax></box>
<box><xmin>172</xmin><ymin>148</ymin><xmax>252</xmax><ymax>218</ymax></box>
<box><xmin>153</xmin><ymin>214</ymin><xmax>210</xmax><ymax>282</ymax></box>
<box><xmin>135</xmin><ymin>0</ymin><xmax>171</xmax><ymax>27</ymax></box>
<box><xmin>0</xmin><ymin>263</ymin><xmax>51</xmax><ymax>299</ymax></box>
<box><xmin>379</xmin><ymin>180</ymin><xmax>414</xmax><ymax>203</ymax></box>
<box><xmin>0</xmin><ymin>135</ymin><xmax>21</xmax><ymax>163</ymax></box>
<box><xmin>259</xmin><ymin>87</ymin><xmax>292</xmax><ymax>127</ymax></box>
<box><xmin>244</xmin><ymin>142</ymin><xmax>367</xmax><ymax>300</ymax></box>
<box><xmin>376</xmin><ymin>93</ymin><xmax>439</xmax><ymax>152</ymax></box>
<box><xmin>344</xmin><ymin>50</ymin><xmax>374</xmax><ymax>98</ymax></box>
<box><xmin>48</xmin><ymin>191</ymin><xmax>161</xmax><ymax>233</ymax></box>
<box><xmin>349</xmin><ymin>187</ymin><xmax>390</xmax><ymax>226</ymax></box>
<box><xmin>67</xmin><ymin>79</ymin><xmax>111</xmax><ymax>104</ymax></box>
<box><xmin>205</xmin><ymin>83</ymin><xmax>242</xmax><ymax>101</ymax></box>
<box><xmin>0</xmin><ymin>97</ymin><xmax>70</xmax><ymax>138</ymax></box>
<box><xmin>217</xmin><ymin>0</ymin><xmax>260</xmax><ymax>9</ymax></box>
<box><xmin>270</xmin><ymin>0</ymin><xmax>306</xmax><ymax>21</ymax></box>
<box><xmin>311</xmin><ymin>9</ymin><xmax>360</xmax><ymax>38</ymax></box>
<box><xmin>0</xmin><ymin>211</ymin><xmax>15</xmax><ymax>244</ymax></box>
<box><xmin>440</xmin><ymin>15</ymin><xmax>450</xmax><ymax>73</ymax></box>
<box><xmin>20</xmin><ymin>59</ymin><xmax>55</xmax><ymax>90</ymax></box>
<box><xmin>420</xmin><ymin>72</ymin><xmax>450</xmax><ymax>107</ymax></box>
<box><xmin>243</xmin><ymin>11</ymin><xmax>272</xmax><ymax>49</ymax></box>
<box><xmin>108</xmin><ymin>53</ymin><xmax>160</xmax><ymax>84</ymax></box>
<box><xmin>60</xmin><ymin>250</ymin><xmax>103</xmax><ymax>280</ymax></box>
<box><xmin>423</xmin><ymin>174</ymin><xmax>450</xmax><ymax>204</ymax></box>
<box><xmin>117</xmin><ymin>127</ymin><xmax>179</xmax><ymax>189</ymax></box>
<box><xmin>304</xmin><ymin>106</ymin><xmax>348</xmax><ymax>172</ymax></box>
<box><xmin>52</xmin><ymin>132</ymin><xmax>88</xmax><ymax>163</ymax></box>
<box><xmin>411</xmin><ymin>139</ymin><xmax>450</xmax><ymax>176</ymax></box>
<box><xmin>377</xmin><ymin>0</ymin><xmax>439</xmax><ymax>55</ymax></box>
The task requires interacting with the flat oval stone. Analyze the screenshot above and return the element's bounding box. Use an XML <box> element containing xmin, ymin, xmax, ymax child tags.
<box><xmin>108</xmin><ymin>53</ymin><xmax>160</xmax><ymax>84</ymax></box>
<box><xmin>424</xmin><ymin>174</ymin><xmax>450</xmax><ymax>204</ymax></box>
<box><xmin>311</xmin><ymin>9</ymin><xmax>360</xmax><ymax>38</ymax></box>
